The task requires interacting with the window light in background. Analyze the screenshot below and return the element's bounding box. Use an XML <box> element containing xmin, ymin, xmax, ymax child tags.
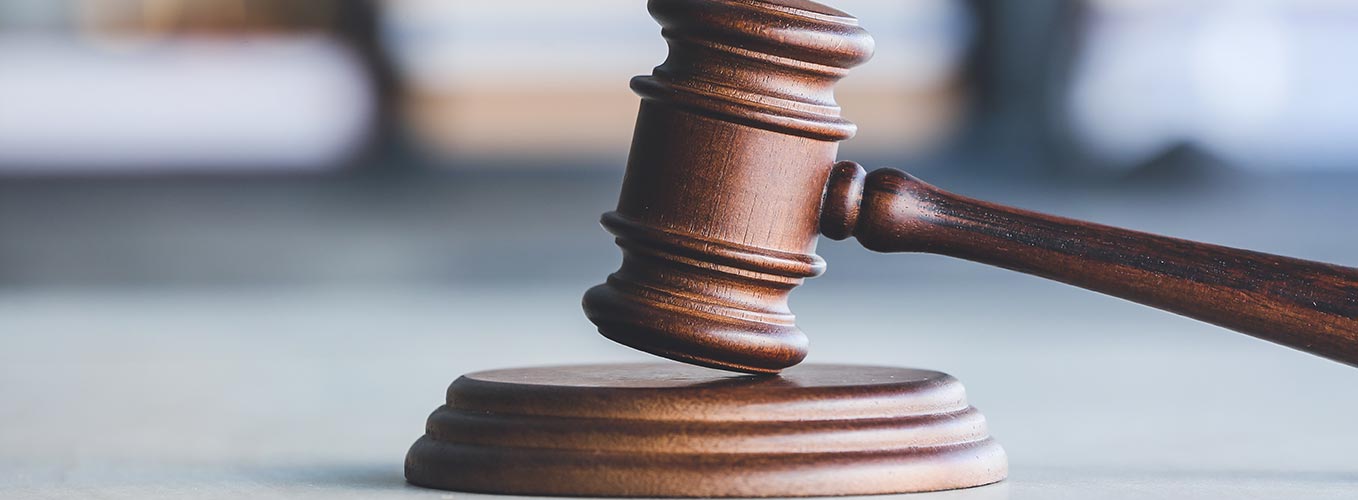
<box><xmin>1067</xmin><ymin>0</ymin><xmax>1358</xmax><ymax>173</ymax></box>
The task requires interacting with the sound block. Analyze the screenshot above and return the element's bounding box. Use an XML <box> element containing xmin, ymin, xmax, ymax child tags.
<box><xmin>405</xmin><ymin>363</ymin><xmax>1006</xmax><ymax>497</ymax></box>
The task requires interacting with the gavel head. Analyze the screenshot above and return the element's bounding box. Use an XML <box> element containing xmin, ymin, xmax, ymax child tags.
<box><xmin>582</xmin><ymin>0</ymin><xmax>874</xmax><ymax>374</ymax></box>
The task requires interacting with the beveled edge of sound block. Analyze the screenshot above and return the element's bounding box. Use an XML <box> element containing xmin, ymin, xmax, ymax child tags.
<box><xmin>405</xmin><ymin>363</ymin><xmax>1007</xmax><ymax>497</ymax></box>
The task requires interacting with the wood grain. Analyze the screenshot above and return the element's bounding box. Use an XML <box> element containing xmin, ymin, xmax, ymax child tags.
<box><xmin>824</xmin><ymin>161</ymin><xmax>1358</xmax><ymax>367</ymax></box>
<box><xmin>405</xmin><ymin>363</ymin><xmax>1007</xmax><ymax>497</ymax></box>
<box><xmin>582</xmin><ymin>0</ymin><xmax>874</xmax><ymax>373</ymax></box>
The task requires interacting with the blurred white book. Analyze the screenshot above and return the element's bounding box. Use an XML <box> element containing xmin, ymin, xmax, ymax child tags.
<box><xmin>0</xmin><ymin>0</ymin><xmax>378</xmax><ymax>175</ymax></box>
<box><xmin>0</xmin><ymin>35</ymin><xmax>375</xmax><ymax>174</ymax></box>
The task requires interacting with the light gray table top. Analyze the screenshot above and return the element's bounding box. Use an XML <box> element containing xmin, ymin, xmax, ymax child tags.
<box><xmin>3</xmin><ymin>278</ymin><xmax>1355</xmax><ymax>499</ymax></box>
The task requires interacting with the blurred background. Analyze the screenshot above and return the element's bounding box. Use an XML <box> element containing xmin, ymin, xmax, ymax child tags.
<box><xmin>3</xmin><ymin>1</ymin><xmax>1357</xmax><ymax>498</ymax></box>
<box><xmin>1</xmin><ymin>0</ymin><xmax>1356</xmax><ymax>286</ymax></box>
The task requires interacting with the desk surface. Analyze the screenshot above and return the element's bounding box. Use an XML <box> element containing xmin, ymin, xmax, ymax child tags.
<box><xmin>3</xmin><ymin>280</ymin><xmax>1356</xmax><ymax>499</ymax></box>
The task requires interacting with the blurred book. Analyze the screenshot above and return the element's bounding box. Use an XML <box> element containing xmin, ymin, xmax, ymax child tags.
<box><xmin>0</xmin><ymin>0</ymin><xmax>381</xmax><ymax>175</ymax></box>
<box><xmin>381</xmin><ymin>0</ymin><xmax>975</xmax><ymax>168</ymax></box>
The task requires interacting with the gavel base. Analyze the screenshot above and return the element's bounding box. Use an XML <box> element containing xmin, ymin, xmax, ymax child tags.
<box><xmin>405</xmin><ymin>363</ymin><xmax>1007</xmax><ymax>497</ymax></box>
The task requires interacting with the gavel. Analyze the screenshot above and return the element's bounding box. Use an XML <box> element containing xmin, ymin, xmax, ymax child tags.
<box><xmin>582</xmin><ymin>0</ymin><xmax>1358</xmax><ymax>374</ymax></box>
<box><xmin>409</xmin><ymin>1</ymin><xmax>1354</xmax><ymax>494</ymax></box>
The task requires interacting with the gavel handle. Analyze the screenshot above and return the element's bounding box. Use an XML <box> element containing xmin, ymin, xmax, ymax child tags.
<box><xmin>822</xmin><ymin>161</ymin><xmax>1358</xmax><ymax>367</ymax></box>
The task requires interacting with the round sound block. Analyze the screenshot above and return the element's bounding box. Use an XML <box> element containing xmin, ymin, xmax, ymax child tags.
<box><xmin>405</xmin><ymin>363</ymin><xmax>1006</xmax><ymax>497</ymax></box>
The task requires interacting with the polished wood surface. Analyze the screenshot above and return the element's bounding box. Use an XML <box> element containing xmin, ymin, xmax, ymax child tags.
<box><xmin>823</xmin><ymin>161</ymin><xmax>1358</xmax><ymax>367</ymax></box>
<box><xmin>584</xmin><ymin>0</ymin><xmax>1358</xmax><ymax>374</ymax></box>
<box><xmin>405</xmin><ymin>363</ymin><xmax>1007</xmax><ymax>497</ymax></box>
<box><xmin>581</xmin><ymin>0</ymin><xmax>874</xmax><ymax>374</ymax></box>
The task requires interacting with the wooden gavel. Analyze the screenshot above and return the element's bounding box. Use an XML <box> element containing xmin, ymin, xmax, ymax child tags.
<box><xmin>582</xmin><ymin>0</ymin><xmax>1358</xmax><ymax>374</ymax></box>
